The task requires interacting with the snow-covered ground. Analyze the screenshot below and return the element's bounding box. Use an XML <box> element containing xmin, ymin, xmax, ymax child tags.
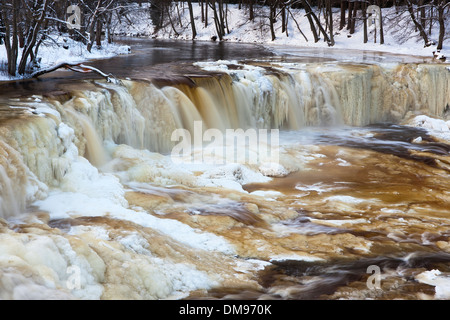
<box><xmin>115</xmin><ymin>3</ymin><xmax>448</xmax><ymax>59</ymax></box>
<box><xmin>0</xmin><ymin>36</ymin><xmax>131</xmax><ymax>82</ymax></box>
<box><xmin>1</xmin><ymin>3</ymin><xmax>448</xmax><ymax>81</ymax></box>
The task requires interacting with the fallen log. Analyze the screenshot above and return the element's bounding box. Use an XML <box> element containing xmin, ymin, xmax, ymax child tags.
<box><xmin>30</xmin><ymin>62</ymin><xmax>122</xmax><ymax>85</ymax></box>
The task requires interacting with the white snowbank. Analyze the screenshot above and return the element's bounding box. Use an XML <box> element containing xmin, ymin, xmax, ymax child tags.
<box><xmin>404</xmin><ymin>115</ymin><xmax>450</xmax><ymax>142</ymax></box>
<box><xmin>114</xmin><ymin>3</ymin><xmax>448</xmax><ymax>60</ymax></box>
<box><xmin>0</xmin><ymin>36</ymin><xmax>130</xmax><ymax>81</ymax></box>
<box><xmin>416</xmin><ymin>269</ymin><xmax>450</xmax><ymax>299</ymax></box>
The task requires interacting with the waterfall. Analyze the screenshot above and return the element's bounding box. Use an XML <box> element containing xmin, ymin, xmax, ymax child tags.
<box><xmin>0</xmin><ymin>141</ymin><xmax>27</xmax><ymax>218</ymax></box>
<box><xmin>0</xmin><ymin>58</ymin><xmax>450</xmax><ymax>300</ymax></box>
<box><xmin>0</xmin><ymin>61</ymin><xmax>449</xmax><ymax>218</ymax></box>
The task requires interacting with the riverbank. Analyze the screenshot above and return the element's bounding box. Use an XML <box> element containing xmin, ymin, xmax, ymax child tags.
<box><xmin>0</xmin><ymin>36</ymin><xmax>131</xmax><ymax>82</ymax></box>
<box><xmin>1</xmin><ymin>3</ymin><xmax>448</xmax><ymax>82</ymax></box>
<box><xmin>114</xmin><ymin>3</ymin><xmax>448</xmax><ymax>61</ymax></box>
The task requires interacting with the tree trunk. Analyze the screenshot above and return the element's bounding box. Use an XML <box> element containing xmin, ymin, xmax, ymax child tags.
<box><xmin>0</xmin><ymin>0</ymin><xmax>19</xmax><ymax>76</ymax></box>
<box><xmin>419</xmin><ymin>0</ymin><xmax>426</xmax><ymax>29</ymax></box>
<box><xmin>304</xmin><ymin>2</ymin><xmax>320</xmax><ymax>42</ymax></box>
<box><xmin>269</xmin><ymin>4</ymin><xmax>276</xmax><ymax>41</ymax></box>
<box><xmin>205</xmin><ymin>0</ymin><xmax>209</xmax><ymax>27</ymax></box>
<box><xmin>106</xmin><ymin>12</ymin><xmax>113</xmax><ymax>44</ymax></box>
<box><xmin>166</xmin><ymin>3</ymin><xmax>180</xmax><ymax>36</ymax></box>
<box><xmin>347</xmin><ymin>1</ymin><xmax>353</xmax><ymax>31</ymax></box>
<box><xmin>362</xmin><ymin>1</ymin><xmax>368</xmax><ymax>43</ymax></box>
<box><xmin>350</xmin><ymin>1</ymin><xmax>359</xmax><ymax>35</ymax></box>
<box><xmin>437</xmin><ymin>1</ymin><xmax>445</xmax><ymax>50</ymax></box>
<box><xmin>18</xmin><ymin>26</ymin><xmax>24</xmax><ymax>49</ymax></box>
<box><xmin>302</xmin><ymin>0</ymin><xmax>332</xmax><ymax>45</ymax></box>
<box><xmin>87</xmin><ymin>0</ymin><xmax>103</xmax><ymax>53</ymax></box>
<box><xmin>225</xmin><ymin>1</ymin><xmax>230</xmax><ymax>34</ymax></box>
<box><xmin>428</xmin><ymin>4</ymin><xmax>433</xmax><ymax>36</ymax></box>
<box><xmin>218</xmin><ymin>0</ymin><xmax>226</xmax><ymax>37</ymax></box>
<box><xmin>33</xmin><ymin>19</ymin><xmax>49</xmax><ymax>62</ymax></box>
<box><xmin>377</xmin><ymin>0</ymin><xmax>384</xmax><ymax>44</ymax></box>
<box><xmin>200</xmin><ymin>0</ymin><xmax>205</xmax><ymax>22</ymax></box>
<box><xmin>18</xmin><ymin>0</ymin><xmax>49</xmax><ymax>75</ymax></box>
<box><xmin>210</xmin><ymin>1</ymin><xmax>223</xmax><ymax>40</ymax></box>
<box><xmin>96</xmin><ymin>19</ymin><xmax>102</xmax><ymax>48</ymax></box>
<box><xmin>1</xmin><ymin>0</ymin><xmax>19</xmax><ymax>76</ymax></box>
<box><xmin>340</xmin><ymin>0</ymin><xmax>347</xmax><ymax>30</ymax></box>
<box><xmin>327</xmin><ymin>0</ymin><xmax>335</xmax><ymax>46</ymax></box>
<box><xmin>187</xmin><ymin>0</ymin><xmax>197</xmax><ymax>39</ymax></box>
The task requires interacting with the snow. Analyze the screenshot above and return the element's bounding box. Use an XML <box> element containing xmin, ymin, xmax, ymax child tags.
<box><xmin>2</xmin><ymin>3</ymin><xmax>448</xmax><ymax>81</ymax></box>
<box><xmin>2</xmin><ymin>2</ymin><xmax>449</xmax><ymax>300</ymax></box>
<box><xmin>196</xmin><ymin>163</ymin><xmax>272</xmax><ymax>192</ymax></box>
<box><xmin>35</xmin><ymin>189</ymin><xmax>236</xmax><ymax>255</ymax></box>
<box><xmin>33</xmin><ymin>142</ymin><xmax>236</xmax><ymax>255</ymax></box>
<box><xmin>0</xmin><ymin>36</ymin><xmax>130</xmax><ymax>81</ymax></box>
<box><xmin>416</xmin><ymin>269</ymin><xmax>450</xmax><ymax>299</ymax></box>
<box><xmin>114</xmin><ymin>3</ymin><xmax>448</xmax><ymax>60</ymax></box>
<box><xmin>404</xmin><ymin>115</ymin><xmax>450</xmax><ymax>142</ymax></box>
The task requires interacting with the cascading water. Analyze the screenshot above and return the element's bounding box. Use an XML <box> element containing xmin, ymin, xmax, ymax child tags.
<box><xmin>0</xmin><ymin>57</ymin><xmax>449</xmax><ymax>300</ymax></box>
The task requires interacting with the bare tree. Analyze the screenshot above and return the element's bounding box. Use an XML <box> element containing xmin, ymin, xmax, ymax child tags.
<box><xmin>327</xmin><ymin>0</ymin><xmax>335</xmax><ymax>46</ymax></box>
<box><xmin>209</xmin><ymin>0</ymin><xmax>229</xmax><ymax>41</ymax></box>
<box><xmin>0</xmin><ymin>0</ymin><xmax>132</xmax><ymax>76</ymax></box>
<box><xmin>340</xmin><ymin>0</ymin><xmax>347</xmax><ymax>30</ymax></box>
<box><xmin>248</xmin><ymin>0</ymin><xmax>255</xmax><ymax>21</ymax></box>
<box><xmin>17</xmin><ymin>0</ymin><xmax>50</xmax><ymax>75</ymax></box>
<box><xmin>187</xmin><ymin>0</ymin><xmax>197</xmax><ymax>39</ymax></box>
<box><xmin>376</xmin><ymin>0</ymin><xmax>384</xmax><ymax>44</ymax></box>
<box><xmin>1</xmin><ymin>0</ymin><xmax>20</xmax><ymax>76</ymax></box>
<box><xmin>436</xmin><ymin>0</ymin><xmax>450</xmax><ymax>50</ymax></box>
<box><xmin>406</xmin><ymin>0</ymin><xmax>430</xmax><ymax>46</ymax></box>
<box><xmin>0</xmin><ymin>0</ymin><xmax>52</xmax><ymax>76</ymax></box>
<box><xmin>300</xmin><ymin>0</ymin><xmax>333</xmax><ymax>45</ymax></box>
<box><xmin>268</xmin><ymin>0</ymin><xmax>277</xmax><ymax>41</ymax></box>
<box><xmin>362</xmin><ymin>0</ymin><xmax>368</xmax><ymax>43</ymax></box>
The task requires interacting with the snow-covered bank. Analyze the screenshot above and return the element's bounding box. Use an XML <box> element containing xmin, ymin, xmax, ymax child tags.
<box><xmin>404</xmin><ymin>114</ymin><xmax>450</xmax><ymax>142</ymax></box>
<box><xmin>2</xmin><ymin>3</ymin><xmax>448</xmax><ymax>82</ymax></box>
<box><xmin>0</xmin><ymin>36</ymin><xmax>131</xmax><ymax>82</ymax></box>
<box><xmin>114</xmin><ymin>3</ymin><xmax>449</xmax><ymax>60</ymax></box>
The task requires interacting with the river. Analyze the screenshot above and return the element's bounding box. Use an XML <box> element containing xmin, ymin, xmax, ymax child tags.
<box><xmin>0</xmin><ymin>39</ymin><xmax>449</xmax><ymax>300</ymax></box>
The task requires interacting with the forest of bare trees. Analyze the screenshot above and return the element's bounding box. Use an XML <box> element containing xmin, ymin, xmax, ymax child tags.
<box><xmin>0</xmin><ymin>1</ymin><xmax>449</xmax><ymax>77</ymax></box>
<box><xmin>148</xmin><ymin>1</ymin><xmax>448</xmax><ymax>48</ymax></box>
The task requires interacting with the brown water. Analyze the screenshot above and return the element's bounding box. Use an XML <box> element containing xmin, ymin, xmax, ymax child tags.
<box><xmin>0</xmin><ymin>39</ymin><xmax>449</xmax><ymax>300</ymax></box>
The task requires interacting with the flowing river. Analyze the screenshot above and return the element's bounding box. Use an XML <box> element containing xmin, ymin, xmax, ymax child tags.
<box><xmin>0</xmin><ymin>39</ymin><xmax>449</xmax><ymax>300</ymax></box>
